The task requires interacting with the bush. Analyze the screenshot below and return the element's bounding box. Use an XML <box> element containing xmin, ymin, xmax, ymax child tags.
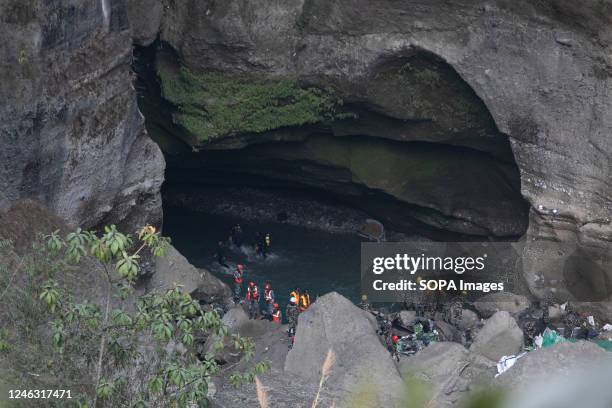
<box><xmin>0</xmin><ymin>225</ymin><xmax>267</xmax><ymax>407</ymax></box>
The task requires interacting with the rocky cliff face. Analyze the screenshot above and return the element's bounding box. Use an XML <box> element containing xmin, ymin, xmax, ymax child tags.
<box><xmin>0</xmin><ymin>0</ymin><xmax>164</xmax><ymax>230</ymax></box>
<box><xmin>154</xmin><ymin>0</ymin><xmax>611</xmax><ymax>237</ymax></box>
<box><xmin>128</xmin><ymin>0</ymin><xmax>611</xmax><ymax>288</ymax></box>
<box><xmin>1</xmin><ymin>1</ymin><xmax>609</xmax><ymax>295</ymax></box>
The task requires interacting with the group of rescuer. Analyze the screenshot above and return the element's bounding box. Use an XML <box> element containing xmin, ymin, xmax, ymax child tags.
<box><xmin>231</xmin><ymin>264</ymin><xmax>312</xmax><ymax>341</ymax></box>
<box><xmin>221</xmin><ymin>224</ymin><xmax>313</xmax><ymax>344</ymax></box>
<box><xmin>233</xmin><ymin>262</ymin><xmax>311</xmax><ymax>323</ymax></box>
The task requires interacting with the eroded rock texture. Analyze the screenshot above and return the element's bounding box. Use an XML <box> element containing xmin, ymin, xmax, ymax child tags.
<box><xmin>130</xmin><ymin>0</ymin><xmax>611</xmax><ymax>288</ymax></box>
<box><xmin>0</xmin><ymin>0</ymin><xmax>164</xmax><ymax>230</ymax></box>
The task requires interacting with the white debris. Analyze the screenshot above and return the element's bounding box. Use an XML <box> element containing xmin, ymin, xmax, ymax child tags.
<box><xmin>588</xmin><ymin>316</ymin><xmax>595</xmax><ymax>326</ymax></box>
<box><xmin>534</xmin><ymin>334</ymin><xmax>543</xmax><ymax>348</ymax></box>
<box><xmin>603</xmin><ymin>324</ymin><xmax>612</xmax><ymax>332</ymax></box>
<box><xmin>495</xmin><ymin>352</ymin><xmax>528</xmax><ymax>377</ymax></box>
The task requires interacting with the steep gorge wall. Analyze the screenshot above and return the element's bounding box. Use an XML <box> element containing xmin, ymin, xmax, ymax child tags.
<box><xmin>129</xmin><ymin>0</ymin><xmax>612</xmax><ymax>295</ymax></box>
<box><xmin>0</xmin><ymin>0</ymin><xmax>165</xmax><ymax>229</ymax></box>
<box><xmin>141</xmin><ymin>0</ymin><xmax>611</xmax><ymax>245</ymax></box>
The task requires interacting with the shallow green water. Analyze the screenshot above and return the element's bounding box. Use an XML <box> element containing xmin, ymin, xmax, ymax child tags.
<box><xmin>163</xmin><ymin>206</ymin><xmax>363</xmax><ymax>311</ymax></box>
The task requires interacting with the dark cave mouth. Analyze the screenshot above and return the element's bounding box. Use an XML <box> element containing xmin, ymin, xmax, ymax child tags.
<box><xmin>133</xmin><ymin>42</ymin><xmax>530</xmax><ymax>242</ymax></box>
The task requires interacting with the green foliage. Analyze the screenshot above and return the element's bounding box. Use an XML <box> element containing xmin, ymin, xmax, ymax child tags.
<box><xmin>228</xmin><ymin>360</ymin><xmax>271</xmax><ymax>387</ymax></box>
<box><xmin>158</xmin><ymin>66</ymin><xmax>353</xmax><ymax>143</ymax></box>
<box><xmin>0</xmin><ymin>224</ymin><xmax>266</xmax><ymax>408</ymax></box>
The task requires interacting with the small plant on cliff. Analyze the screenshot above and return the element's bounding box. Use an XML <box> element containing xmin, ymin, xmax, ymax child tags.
<box><xmin>0</xmin><ymin>225</ymin><xmax>267</xmax><ymax>407</ymax></box>
<box><xmin>158</xmin><ymin>65</ymin><xmax>354</xmax><ymax>144</ymax></box>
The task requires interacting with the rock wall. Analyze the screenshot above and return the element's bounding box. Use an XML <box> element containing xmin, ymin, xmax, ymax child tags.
<box><xmin>148</xmin><ymin>0</ymin><xmax>611</xmax><ymax>241</ymax></box>
<box><xmin>129</xmin><ymin>0</ymin><xmax>611</xmax><ymax>293</ymax></box>
<box><xmin>0</xmin><ymin>0</ymin><xmax>164</xmax><ymax>229</ymax></box>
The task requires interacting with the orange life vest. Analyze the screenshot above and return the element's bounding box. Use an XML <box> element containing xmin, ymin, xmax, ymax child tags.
<box><xmin>299</xmin><ymin>293</ymin><xmax>311</xmax><ymax>311</ymax></box>
<box><xmin>272</xmin><ymin>309</ymin><xmax>281</xmax><ymax>323</ymax></box>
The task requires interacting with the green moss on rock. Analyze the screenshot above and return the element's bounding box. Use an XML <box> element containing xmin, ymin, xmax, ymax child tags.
<box><xmin>158</xmin><ymin>65</ymin><xmax>351</xmax><ymax>145</ymax></box>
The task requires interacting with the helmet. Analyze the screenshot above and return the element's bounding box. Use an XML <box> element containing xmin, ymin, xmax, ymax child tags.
<box><xmin>264</xmin><ymin>283</ymin><xmax>271</xmax><ymax>290</ymax></box>
<box><xmin>290</xmin><ymin>297</ymin><xmax>297</xmax><ymax>304</ymax></box>
<box><xmin>273</xmin><ymin>303</ymin><xmax>279</xmax><ymax>309</ymax></box>
<box><xmin>249</xmin><ymin>281</ymin><xmax>255</xmax><ymax>287</ymax></box>
<box><xmin>392</xmin><ymin>335</ymin><xmax>399</xmax><ymax>344</ymax></box>
<box><xmin>361</xmin><ymin>294</ymin><xmax>368</xmax><ymax>301</ymax></box>
<box><xmin>237</xmin><ymin>264</ymin><xmax>244</xmax><ymax>271</ymax></box>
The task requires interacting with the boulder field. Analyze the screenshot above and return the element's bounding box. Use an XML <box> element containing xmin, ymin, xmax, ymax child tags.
<box><xmin>210</xmin><ymin>291</ymin><xmax>612</xmax><ymax>408</ymax></box>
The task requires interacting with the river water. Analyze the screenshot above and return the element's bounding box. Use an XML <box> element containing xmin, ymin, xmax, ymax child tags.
<box><xmin>163</xmin><ymin>205</ymin><xmax>364</xmax><ymax>310</ymax></box>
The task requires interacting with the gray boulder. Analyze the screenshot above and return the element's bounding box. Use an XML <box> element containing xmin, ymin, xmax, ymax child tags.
<box><xmin>474</xmin><ymin>293</ymin><xmax>530</xmax><ymax>318</ymax></box>
<box><xmin>285</xmin><ymin>292</ymin><xmax>404</xmax><ymax>407</ymax></box>
<box><xmin>501</xmin><ymin>362</ymin><xmax>612</xmax><ymax>408</ymax></box>
<box><xmin>220</xmin><ymin>305</ymin><xmax>250</xmax><ymax>332</ymax></box>
<box><xmin>397</xmin><ymin>310</ymin><xmax>416</xmax><ymax>328</ymax></box>
<box><xmin>149</xmin><ymin>245</ymin><xmax>231</xmax><ymax>303</ymax></box>
<box><xmin>203</xmin><ymin>305</ymin><xmax>270</xmax><ymax>365</ymax></box>
<box><xmin>399</xmin><ymin>342</ymin><xmax>495</xmax><ymax>407</ymax></box>
<box><xmin>470</xmin><ymin>311</ymin><xmax>523</xmax><ymax>361</ymax></box>
<box><xmin>434</xmin><ymin>320</ymin><xmax>462</xmax><ymax>343</ymax></box>
<box><xmin>495</xmin><ymin>342</ymin><xmax>609</xmax><ymax>390</ymax></box>
<box><xmin>454</xmin><ymin>309</ymin><xmax>481</xmax><ymax>331</ymax></box>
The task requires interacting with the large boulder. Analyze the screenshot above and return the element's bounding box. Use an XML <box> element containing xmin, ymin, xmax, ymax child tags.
<box><xmin>474</xmin><ymin>293</ymin><xmax>531</xmax><ymax>318</ymax></box>
<box><xmin>399</xmin><ymin>342</ymin><xmax>495</xmax><ymax>407</ymax></box>
<box><xmin>285</xmin><ymin>292</ymin><xmax>404</xmax><ymax>407</ymax></box>
<box><xmin>501</xmin><ymin>362</ymin><xmax>612</xmax><ymax>408</ymax></box>
<box><xmin>470</xmin><ymin>311</ymin><xmax>523</xmax><ymax>361</ymax></box>
<box><xmin>203</xmin><ymin>305</ymin><xmax>275</xmax><ymax>365</ymax></box>
<box><xmin>454</xmin><ymin>309</ymin><xmax>481</xmax><ymax>331</ymax></box>
<box><xmin>148</xmin><ymin>245</ymin><xmax>231</xmax><ymax>304</ymax></box>
<box><xmin>495</xmin><ymin>342</ymin><xmax>610</xmax><ymax>390</ymax></box>
<box><xmin>397</xmin><ymin>310</ymin><xmax>417</xmax><ymax>328</ymax></box>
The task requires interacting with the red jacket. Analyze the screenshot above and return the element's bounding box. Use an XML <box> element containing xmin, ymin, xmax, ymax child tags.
<box><xmin>233</xmin><ymin>270</ymin><xmax>243</xmax><ymax>284</ymax></box>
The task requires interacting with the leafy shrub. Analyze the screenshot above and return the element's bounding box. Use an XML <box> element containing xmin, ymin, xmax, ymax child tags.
<box><xmin>0</xmin><ymin>226</ymin><xmax>266</xmax><ymax>407</ymax></box>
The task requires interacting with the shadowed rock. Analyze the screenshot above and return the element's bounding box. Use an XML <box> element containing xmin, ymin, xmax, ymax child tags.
<box><xmin>285</xmin><ymin>291</ymin><xmax>405</xmax><ymax>407</ymax></box>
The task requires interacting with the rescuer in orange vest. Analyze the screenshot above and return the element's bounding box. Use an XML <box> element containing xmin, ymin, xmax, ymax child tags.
<box><xmin>289</xmin><ymin>288</ymin><xmax>300</xmax><ymax>306</ymax></box>
<box><xmin>286</xmin><ymin>296</ymin><xmax>299</xmax><ymax>337</ymax></box>
<box><xmin>232</xmin><ymin>264</ymin><xmax>244</xmax><ymax>303</ymax></box>
<box><xmin>298</xmin><ymin>289</ymin><xmax>311</xmax><ymax>312</ymax></box>
<box><xmin>271</xmin><ymin>303</ymin><xmax>281</xmax><ymax>323</ymax></box>
<box><xmin>246</xmin><ymin>281</ymin><xmax>259</xmax><ymax>319</ymax></box>
<box><xmin>263</xmin><ymin>282</ymin><xmax>275</xmax><ymax>319</ymax></box>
